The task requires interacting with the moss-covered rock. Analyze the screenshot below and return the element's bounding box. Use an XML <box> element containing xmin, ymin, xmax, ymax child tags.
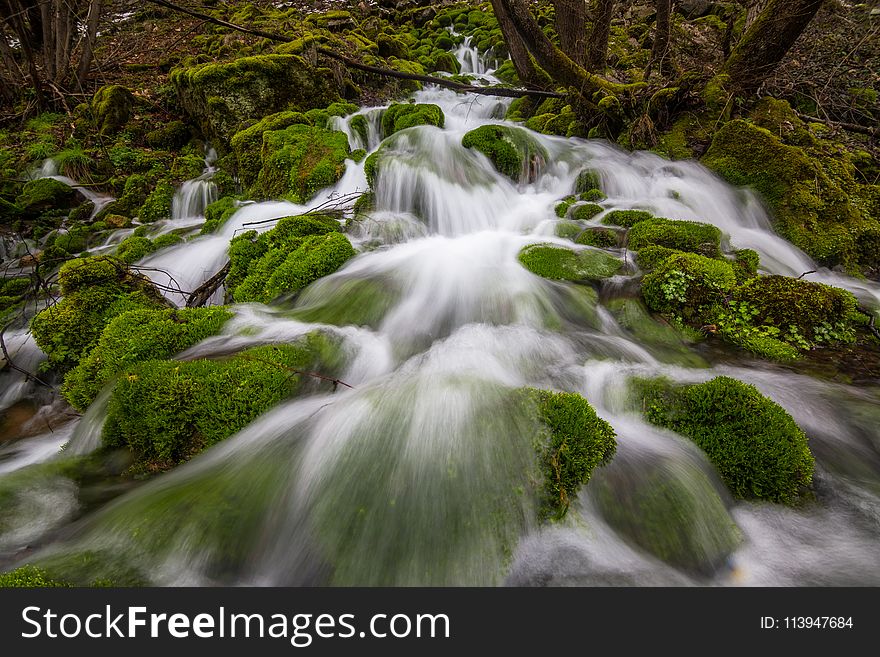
<box><xmin>201</xmin><ymin>195</ymin><xmax>241</xmax><ymax>234</ymax></box>
<box><xmin>728</xmin><ymin>275</ymin><xmax>858</xmax><ymax>349</ymax></box>
<box><xmin>115</xmin><ymin>236</ymin><xmax>156</xmax><ymax>264</ymax></box>
<box><xmin>137</xmin><ymin>181</ymin><xmax>176</xmax><ymax>223</ymax></box>
<box><xmin>15</xmin><ymin>179</ymin><xmax>79</xmax><ymax>216</ymax></box>
<box><xmin>570</xmin><ymin>202</ymin><xmax>604</xmax><ymax>221</ymax></box>
<box><xmin>62</xmin><ymin>306</ymin><xmax>233</xmax><ymax>412</ymax></box>
<box><xmin>702</xmin><ymin>119</ymin><xmax>879</xmax><ymax>269</ymax></box>
<box><xmin>518</xmin><ymin>243</ymin><xmax>622</xmax><ymax>281</ymax></box>
<box><xmin>30</xmin><ymin>256</ymin><xmax>169</xmax><ymax>370</ymax></box>
<box><xmin>229</xmin><ymin>111</ymin><xmax>311</xmax><ymax>189</ymax></box>
<box><xmin>0</xmin><ymin>565</ymin><xmax>71</xmax><ymax>588</ymax></box>
<box><xmin>641</xmin><ymin>252</ymin><xmax>736</xmax><ymax>321</ymax></box>
<box><xmin>628</xmin><ymin>217</ymin><xmax>722</xmax><ymax>257</ymax></box>
<box><xmin>145</xmin><ymin>120</ymin><xmax>192</xmax><ymax>150</ymax></box>
<box><xmin>91</xmin><ymin>85</ymin><xmax>135</xmax><ymax>134</ymax></box>
<box><xmin>601</xmin><ymin>209</ymin><xmax>655</xmax><ymax>227</ymax></box>
<box><xmin>575</xmin><ymin>226</ymin><xmax>621</xmax><ymax>248</ymax></box>
<box><xmin>250</xmin><ymin>124</ymin><xmax>351</xmax><ymax>202</ymax></box>
<box><xmin>461</xmin><ymin>124</ymin><xmax>547</xmax><ymax>183</ymax></box>
<box><xmin>170</xmin><ymin>55</ymin><xmax>338</xmax><ymax>144</ymax></box>
<box><xmin>227</xmin><ymin>214</ymin><xmax>354</xmax><ymax>303</ymax></box>
<box><xmin>382</xmin><ymin>102</ymin><xmax>445</xmax><ymax>138</ymax></box>
<box><xmin>102</xmin><ymin>338</ymin><xmax>340</xmax><ymax>468</ymax></box>
<box><xmin>633</xmin><ymin>376</ymin><xmax>814</xmax><ymax>505</ymax></box>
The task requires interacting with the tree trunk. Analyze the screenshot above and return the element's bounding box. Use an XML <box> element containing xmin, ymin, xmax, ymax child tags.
<box><xmin>498</xmin><ymin>0</ymin><xmax>616</xmax><ymax>96</ymax></box>
<box><xmin>76</xmin><ymin>0</ymin><xmax>102</xmax><ymax>86</ymax></box>
<box><xmin>584</xmin><ymin>0</ymin><xmax>614</xmax><ymax>72</ymax></box>
<box><xmin>554</xmin><ymin>0</ymin><xmax>588</xmax><ymax>66</ymax></box>
<box><xmin>744</xmin><ymin>0</ymin><xmax>770</xmax><ymax>31</ymax></box>
<box><xmin>39</xmin><ymin>0</ymin><xmax>55</xmax><ymax>81</ymax></box>
<box><xmin>723</xmin><ymin>0</ymin><xmax>824</xmax><ymax>94</ymax></box>
<box><xmin>646</xmin><ymin>0</ymin><xmax>673</xmax><ymax>77</ymax></box>
<box><xmin>490</xmin><ymin>0</ymin><xmax>545</xmax><ymax>88</ymax></box>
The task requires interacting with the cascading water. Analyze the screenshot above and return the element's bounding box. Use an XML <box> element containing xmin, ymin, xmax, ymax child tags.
<box><xmin>2</xmin><ymin>40</ymin><xmax>879</xmax><ymax>585</ymax></box>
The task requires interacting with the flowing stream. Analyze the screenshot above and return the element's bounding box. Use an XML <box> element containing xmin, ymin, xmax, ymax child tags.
<box><xmin>1</xmin><ymin>43</ymin><xmax>879</xmax><ymax>586</ymax></box>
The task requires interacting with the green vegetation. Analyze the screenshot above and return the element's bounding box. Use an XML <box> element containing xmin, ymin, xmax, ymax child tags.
<box><xmin>103</xmin><ymin>338</ymin><xmax>339</xmax><ymax>468</ymax></box>
<box><xmin>461</xmin><ymin>124</ymin><xmax>547</xmax><ymax>182</ymax></box>
<box><xmin>62</xmin><ymin>306</ymin><xmax>233</xmax><ymax>411</ymax></box>
<box><xmin>15</xmin><ymin>179</ymin><xmax>78</xmax><ymax>216</ymax></box>
<box><xmin>627</xmin><ymin>218</ymin><xmax>722</xmax><ymax>257</ymax></box>
<box><xmin>382</xmin><ymin>103</ymin><xmax>445</xmax><ymax>137</ymax></box>
<box><xmin>91</xmin><ymin>85</ymin><xmax>135</xmax><ymax>134</ymax></box>
<box><xmin>0</xmin><ymin>566</ymin><xmax>71</xmax><ymax>588</ymax></box>
<box><xmin>633</xmin><ymin>376</ymin><xmax>814</xmax><ymax>505</ymax></box>
<box><xmin>641</xmin><ymin>252</ymin><xmax>736</xmax><ymax>320</ymax></box>
<box><xmin>601</xmin><ymin>209</ymin><xmax>655</xmax><ymax>228</ymax></box>
<box><xmin>227</xmin><ymin>213</ymin><xmax>354</xmax><ymax>303</ymax></box>
<box><xmin>570</xmin><ymin>203</ymin><xmax>604</xmax><ymax>221</ymax></box>
<box><xmin>201</xmin><ymin>196</ymin><xmax>241</xmax><ymax>234</ymax></box>
<box><xmin>30</xmin><ymin>256</ymin><xmax>169</xmax><ymax>370</ymax></box>
<box><xmin>518</xmin><ymin>243</ymin><xmax>622</xmax><ymax>281</ymax></box>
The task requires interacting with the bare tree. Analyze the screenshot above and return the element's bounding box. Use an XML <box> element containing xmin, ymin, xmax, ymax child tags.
<box><xmin>646</xmin><ymin>0</ymin><xmax>674</xmax><ymax>77</ymax></box>
<box><xmin>490</xmin><ymin>0</ymin><xmax>546</xmax><ymax>88</ymax></box>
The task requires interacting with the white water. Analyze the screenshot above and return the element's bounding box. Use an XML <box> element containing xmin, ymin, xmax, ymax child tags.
<box><xmin>2</xmin><ymin>42</ymin><xmax>879</xmax><ymax>585</ymax></box>
<box><xmin>30</xmin><ymin>159</ymin><xmax>114</xmax><ymax>220</ymax></box>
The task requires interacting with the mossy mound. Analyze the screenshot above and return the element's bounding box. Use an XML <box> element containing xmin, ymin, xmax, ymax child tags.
<box><xmin>633</xmin><ymin>376</ymin><xmax>814</xmax><ymax>505</ymax></box>
<box><xmin>461</xmin><ymin>124</ymin><xmax>548</xmax><ymax>183</ymax></box>
<box><xmin>30</xmin><ymin>256</ymin><xmax>169</xmax><ymax>371</ymax></box>
<box><xmin>628</xmin><ymin>217</ymin><xmax>722</xmax><ymax>257</ymax></box>
<box><xmin>250</xmin><ymin>124</ymin><xmax>351</xmax><ymax>203</ymax></box>
<box><xmin>570</xmin><ymin>203</ymin><xmax>604</xmax><ymax>221</ymax></box>
<box><xmin>527</xmin><ymin>388</ymin><xmax>617</xmax><ymax>520</ymax></box>
<box><xmin>702</xmin><ymin>119</ymin><xmax>880</xmax><ymax>269</ymax></box>
<box><xmin>291</xmin><ymin>276</ymin><xmax>398</xmax><ymax>329</ymax></box>
<box><xmin>593</xmin><ymin>454</ymin><xmax>740</xmax><ymax>574</ymax></box>
<box><xmin>62</xmin><ymin>306</ymin><xmax>233</xmax><ymax>412</ymax></box>
<box><xmin>729</xmin><ymin>275</ymin><xmax>858</xmax><ymax>348</ymax></box>
<box><xmin>641</xmin><ymin>252</ymin><xmax>736</xmax><ymax>321</ymax></box>
<box><xmin>0</xmin><ymin>565</ymin><xmax>71</xmax><ymax>588</ymax></box>
<box><xmin>227</xmin><ymin>214</ymin><xmax>354</xmax><ymax>303</ymax></box>
<box><xmin>575</xmin><ymin>226</ymin><xmax>622</xmax><ymax>248</ymax></box>
<box><xmin>103</xmin><ymin>338</ymin><xmax>340</xmax><ymax>469</ymax></box>
<box><xmin>229</xmin><ymin>111</ymin><xmax>312</xmax><ymax>189</ymax></box>
<box><xmin>170</xmin><ymin>55</ymin><xmax>338</xmax><ymax>144</ymax></box>
<box><xmin>137</xmin><ymin>181</ymin><xmax>176</xmax><ymax>223</ymax></box>
<box><xmin>15</xmin><ymin>179</ymin><xmax>79</xmax><ymax>216</ymax></box>
<box><xmin>115</xmin><ymin>233</ymin><xmax>183</xmax><ymax>264</ymax></box>
<box><xmin>602</xmin><ymin>209</ymin><xmax>655</xmax><ymax>227</ymax></box>
<box><xmin>91</xmin><ymin>85</ymin><xmax>135</xmax><ymax>134</ymax></box>
<box><xmin>518</xmin><ymin>243</ymin><xmax>622</xmax><ymax>281</ymax></box>
<box><xmin>382</xmin><ymin>103</ymin><xmax>445</xmax><ymax>137</ymax></box>
<box><xmin>201</xmin><ymin>196</ymin><xmax>241</xmax><ymax>234</ymax></box>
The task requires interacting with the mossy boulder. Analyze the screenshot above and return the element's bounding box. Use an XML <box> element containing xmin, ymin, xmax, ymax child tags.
<box><xmin>250</xmin><ymin>124</ymin><xmax>351</xmax><ymax>202</ymax></box>
<box><xmin>30</xmin><ymin>256</ymin><xmax>169</xmax><ymax>371</ymax></box>
<box><xmin>201</xmin><ymin>196</ymin><xmax>241</xmax><ymax>234</ymax></box>
<box><xmin>115</xmin><ymin>236</ymin><xmax>156</xmax><ymax>264</ymax></box>
<box><xmin>729</xmin><ymin>275</ymin><xmax>858</xmax><ymax>348</ymax></box>
<box><xmin>518</xmin><ymin>243</ymin><xmax>622</xmax><ymax>281</ymax></box>
<box><xmin>91</xmin><ymin>85</ymin><xmax>135</xmax><ymax>134</ymax></box>
<box><xmin>602</xmin><ymin>209</ymin><xmax>655</xmax><ymax>227</ymax></box>
<box><xmin>102</xmin><ymin>337</ymin><xmax>341</xmax><ymax>469</ymax></box>
<box><xmin>227</xmin><ymin>214</ymin><xmax>355</xmax><ymax>303</ymax></box>
<box><xmin>628</xmin><ymin>217</ymin><xmax>721</xmax><ymax>257</ymax></box>
<box><xmin>633</xmin><ymin>376</ymin><xmax>814</xmax><ymax>505</ymax></box>
<box><xmin>641</xmin><ymin>252</ymin><xmax>737</xmax><ymax>321</ymax></box>
<box><xmin>575</xmin><ymin>226</ymin><xmax>622</xmax><ymax>248</ymax></box>
<box><xmin>461</xmin><ymin>124</ymin><xmax>548</xmax><ymax>183</ymax></box>
<box><xmin>570</xmin><ymin>203</ymin><xmax>604</xmax><ymax>221</ymax></box>
<box><xmin>702</xmin><ymin>119</ymin><xmax>879</xmax><ymax>269</ymax></box>
<box><xmin>575</xmin><ymin>168</ymin><xmax>602</xmax><ymax>193</ymax></box>
<box><xmin>593</xmin><ymin>453</ymin><xmax>740</xmax><ymax>574</ymax></box>
<box><xmin>15</xmin><ymin>179</ymin><xmax>79</xmax><ymax>216</ymax></box>
<box><xmin>62</xmin><ymin>307</ymin><xmax>233</xmax><ymax>412</ymax></box>
<box><xmin>137</xmin><ymin>181</ymin><xmax>176</xmax><ymax>223</ymax></box>
<box><xmin>145</xmin><ymin>120</ymin><xmax>192</xmax><ymax>150</ymax></box>
<box><xmin>382</xmin><ymin>102</ymin><xmax>445</xmax><ymax>138</ymax></box>
<box><xmin>230</xmin><ymin>111</ymin><xmax>311</xmax><ymax>189</ymax></box>
<box><xmin>170</xmin><ymin>55</ymin><xmax>338</xmax><ymax>144</ymax></box>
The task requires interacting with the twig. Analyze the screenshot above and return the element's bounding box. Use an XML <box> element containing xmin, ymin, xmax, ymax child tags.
<box><xmin>856</xmin><ymin>307</ymin><xmax>880</xmax><ymax>341</ymax></box>
<box><xmin>795</xmin><ymin>112</ymin><xmax>878</xmax><ymax>138</ymax></box>
<box><xmin>186</xmin><ymin>261</ymin><xmax>229</xmax><ymax>307</ymax></box>
<box><xmin>0</xmin><ymin>323</ymin><xmax>52</xmax><ymax>388</ymax></box>
<box><xmin>796</xmin><ymin>270</ymin><xmax>816</xmax><ymax>279</ymax></box>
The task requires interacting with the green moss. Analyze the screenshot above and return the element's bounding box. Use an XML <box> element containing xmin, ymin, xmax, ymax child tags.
<box><xmin>137</xmin><ymin>181</ymin><xmax>175</xmax><ymax>223</ymax></box>
<box><xmin>292</xmin><ymin>276</ymin><xmax>397</xmax><ymax>329</ymax></box>
<box><xmin>702</xmin><ymin>119</ymin><xmax>874</xmax><ymax>269</ymax></box>
<box><xmin>461</xmin><ymin>124</ymin><xmax>547</xmax><ymax>183</ymax></box>
<box><xmin>170</xmin><ymin>55</ymin><xmax>337</xmax><ymax>143</ymax></box>
<box><xmin>116</xmin><ymin>236</ymin><xmax>156</xmax><ymax>264</ymax></box>
<box><xmin>91</xmin><ymin>85</ymin><xmax>135</xmax><ymax>134</ymax></box>
<box><xmin>518</xmin><ymin>243</ymin><xmax>622</xmax><ymax>281</ymax></box>
<box><xmin>749</xmin><ymin>98</ymin><xmax>815</xmax><ymax>147</ymax></box>
<box><xmin>62</xmin><ymin>306</ymin><xmax>233</xmax><ymax>412</ymax></box>
<box><xmin>103</xmin><ymin>338</ymin><xmax>339</xmax><ymax>468</ymax></box>
<box><xmin>574</xmin><ymin>227</ymin><xmax>620</xmax><ymax>248</ymax></box>
<box><xmin>145</xmin><ymin>120</ymin><xmax>192</xmax><ymax>149</ymax></box>
<box><xmin>635</xmin><ymin>245</ymin><xmax>681</xmax><ymax>271</ymax></box>
<box><xmin>574</xmin><ymin>169</ymin><xmax>602</xmax><ymax>193</ymax></box>
<box><xmin>227</xmin><ymin>214</ymin><xmax>354</xmax><ymax>303</ymax></box>
<box><xmin>642</xmin><ymin>252</ymin><xmax>737</xmax><ymax>321</ymax></box>
<box><xmin>730</xmin><ymin>275</ymin><xmax>858</xmax><ymax>348</ymax></box>
<box><xmin>153</xmin><ymin>234</ymin><xmax>183</xmax><ymax>250</ymax></box>
<box><xmin>30</xmin><ymin>256</ymin><xmax>168</xmax><ymax>370</ymax></box>
<box><xmin>0</xmin><ymin>566</ymin><xmax>71</xmax><ymax>588</ymax></box>
<box><xmin>554</xmin><ymin>196</ymin><xmax>576</xmax><ymax>218</ymax></box>
<box><xmin>602</xmin><ymin>209</ymin><xmax>655</xmax><ymax>227</ymax></box>
<box><xmin>15</xmin><ymin>179</ymin><xmax>77</xmax><ymax>215</ymax></box>
<box><xmin>229</xmin><ymin>111</ymin><xmax>311</xmax><ymax>188</ymax></box>
<box><xmin>628</xmin><ymin>218</ymin><xmax>721</xmax><ymax>257</ymax></box>
<box><xmin>526</xmin><ymin>388</ymin><xmax>616</xmax><ymax>520</ymax></box>
<box><xmin>634</xmin><ymin>376</ymin><xmax>814</xmax><ymax>505</ymax></box>
<box><xmin>579</xmin><ymin>188</ymin><xmax>606</xmax><ymax>202</ymax></box>
<box><xmin>201</xmin><ymin>196</ymin><xmax>241</xmax><ymax>234</ymax></box>
<box><xmin>570</xmin><ymin>203</ymin><xmax>604</xmax><ymax>221</ymax></box>
<box><xmin>251</xmin><ymin>124</ymin><xmax>350</xmax><ymax>203</ymax></box>
<box><xmin>377</xmin><ymin>34</ymin><xmax>409</xmax><ymax>59</ymax></box>
<box><xmin>382</xmin><ymin>103</ymin><xmax>445</xmax><ymax>138</ymax></box>
<box><xmin>431</xmin><ymin>51</ymin><xmax>460</xmax><ymax>74</ymax></box>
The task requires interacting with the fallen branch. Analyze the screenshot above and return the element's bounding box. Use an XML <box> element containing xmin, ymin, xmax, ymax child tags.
<box><xmin>238</xmin><ymin>353</ymin><xmax>353</xmax><ymax>391</ymax></box>
<box><xmin>796</xmin><ymin>270</ymin><xmax>816</xmax><ymax>280</ymax></box>
<box><xmin>0</xmin><ymin>324</ymin><xmax>52</xmax><ymax>388</ymax></box>
<box><xmin>186</xmin><ymin>261</ymin><xmax>230</xmax><ymax>307</ymax></box>
<box><xmin>796</xmin><ymin>112</ymin><xmax>878</xmax><ymax>138</ymax></box>
<box><xmin>143</xmin><ymin>0</ymin><xmax>564</xmax><ymax>99</ymax></box>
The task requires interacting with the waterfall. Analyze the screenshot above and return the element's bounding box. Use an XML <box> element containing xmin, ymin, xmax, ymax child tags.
<box><xmin>3</xmin><ymin>44</ymin><xmax>879</xmax><ymax>587</ymax></box>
